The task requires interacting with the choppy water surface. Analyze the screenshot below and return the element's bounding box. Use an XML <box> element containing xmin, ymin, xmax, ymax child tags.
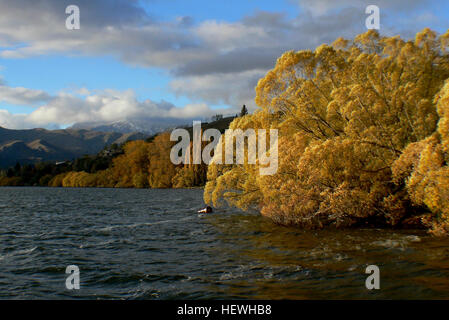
<box><xmin>0</xmin><ymin>187</ymin><xmax>448</xmax><ymax>299</ymax></box>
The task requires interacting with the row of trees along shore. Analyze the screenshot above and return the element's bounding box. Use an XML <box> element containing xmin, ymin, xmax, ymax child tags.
<box><xmin>0</xmin><ymin>115</ymin><xmax>236</xmax><ymax>189</ymax></box>
<box><xmin>1</xmin><ymin>29</ymin><xmax>449</xmax><ymax>236</ymax></box>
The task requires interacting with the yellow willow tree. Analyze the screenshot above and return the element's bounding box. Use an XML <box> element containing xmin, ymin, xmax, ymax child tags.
<box><xmin>204</xmin><ymin>113</ymin><xmax>267</xmax><ymax>210</ymax></box>
<box><xmin>111</xmin><ymin>140</ymin><xmax>150</xmax><ymax>188</ymax></box>
<box><xmin>392</xmin><ymin>80</ymin><xmax>449</xmax><ymax>235</ymax></box>
<box><xmin>147</xmin><ymin>132</ymin><xmax>178</xmax><ymax>188</ymax></box>
<box><xmin>204</xmin><ymin>28</ymin><xmax>449</xmax><ymax>229</ymax></box>
<box><xmin>171</xmin><ymin>139</ymin><xmax>209</xmax><ymax>188</ymax></box>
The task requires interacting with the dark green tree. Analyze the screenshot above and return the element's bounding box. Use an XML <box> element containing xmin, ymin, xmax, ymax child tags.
<box><xmin>212</xmin><ymin>114</ymin><xmax>223</xmax><ymax>121</ymax></box>
<box><xmin>239</xmin><ymin>104</ymin><xmax>248</xmax><ymax>117</ymax></box>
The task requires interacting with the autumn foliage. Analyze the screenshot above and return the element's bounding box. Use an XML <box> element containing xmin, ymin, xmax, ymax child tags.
<box><xmin>204</xmin><ymin>29</ymin><xmax>449</xmax><ymax>235</ymax></box>
<box><xmin>51</xmin><ymin>132</ymin><xmax>207</xmax><ymax>189</ymax></box>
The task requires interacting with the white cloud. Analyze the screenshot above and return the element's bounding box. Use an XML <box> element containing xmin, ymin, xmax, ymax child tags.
<box><xmin>0</xmin><ymin>84</ymin><xmax>51</xmax><ymax>105</ymax></box>
<box><xmin>170</xmin><ymin>69</ymin><xmax>265</xmax><ymax>112</ymax></box>
<box><xmin>296</xmin><ymin>0</ymin><xmax>432</xmax><ymax>16</ymax></box>
<box><xmin>0</xmin><ymin>85</ymin><xmax>230</xmax><ymax>129</ymax></box>
<box><xmin>195</xmin><ymin>21</ymin><xmax>270</xmax><ymax>52</ymax></box>
<box><xmin>0</xmin><ymin>109</ymin><xmax>29</xmax><ymax>128</ymax></box>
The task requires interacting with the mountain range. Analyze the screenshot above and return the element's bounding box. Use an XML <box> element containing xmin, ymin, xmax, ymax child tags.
<box><xmin>69</xmin><ymin>118</ymin><xmax>194</xmax><ymax>135</ymax></box>
<box><xmin>0</xmin><ymin>126</ymin><xmax>147</xmax><ymax>168</ymax></box>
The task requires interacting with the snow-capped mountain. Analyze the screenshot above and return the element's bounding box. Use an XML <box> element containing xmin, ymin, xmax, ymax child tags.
<box><xmin>70</xmin><ymin>118</ymin><xmax>195</xmax><ymax>135</ymax></box>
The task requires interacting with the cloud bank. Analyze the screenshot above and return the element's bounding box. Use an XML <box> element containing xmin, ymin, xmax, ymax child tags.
<box><xmin>0</xmin><ymin>86</ymin><xmax>228</xmax><ymax>129</ymax></box>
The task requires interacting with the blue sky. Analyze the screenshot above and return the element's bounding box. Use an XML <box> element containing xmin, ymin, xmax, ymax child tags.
<box><xmin>142</xmin><ymin>0</ymin><xmax>299</xmax><ymax>22</ymax></box>
<box><xmin>0</xmin><ymin>55</ymin><xmax>187</xmax><ymax>107</ymax></box>
<box><xmin>0</xmin><ymin>0</ymin><xmax>447</xmax><ymax>129</ymax></box>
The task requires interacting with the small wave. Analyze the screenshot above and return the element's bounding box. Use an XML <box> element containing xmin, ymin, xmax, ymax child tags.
<box><xmin>372</xmin><ymin>239</ymin><xmax>404</xmax><ymax>248</ymax></box>
<box><xmin>97</xmin><ymin>216</ymin><xmax>195</xmax><ymax>232</ymax></box>
<box><xmin>80</xmin><ymin>239</ymin><xmax>135</xmax><ymax>249</ymax></box>
<box><xmin>347</xmin><ymin>265</ymin><xmax>358</xmax><ymax>272</ymax></box>
<box><xmin>403</xmin><ymin>235</ymin><xmax>421</xmax><ymax>242</ymax></box>
<box><xmin>220</xmin><ymin>271</ymin><xmax>243</xmax><ymax>281</ymax></box>
<box><xmin>219</xmin><ymin>264</ymin><xmax>305</xmax><ymax>282</ymax></box>
<box><xmin>372</xmin><ymin>235</ymin><xmax>421</xmax><ymax>250</ymax></box>
<box><xmin>129</xmin><ymin>288</ymin><xmax>160</xmax><ymax>299</ymax></box>
<box><xmin>189</xmin><ymin>229</ymin><xmax>205</xmax><ymax>236</ymax></box>
<box><xmin>0</xmin><ymin>247</ymin><xmax>37</xmax><ymax>261</ymax></box>
<box><xmin>15</xmin><ymin>247</ymin><xmax>37</xmax><ymax>255</ymax></box>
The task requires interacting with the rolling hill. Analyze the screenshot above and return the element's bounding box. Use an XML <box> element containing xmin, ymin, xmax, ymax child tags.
<box><xmin>0</xmin><ymin>126</ymin><xmax>147</xmax><ymax>168</ymax></box>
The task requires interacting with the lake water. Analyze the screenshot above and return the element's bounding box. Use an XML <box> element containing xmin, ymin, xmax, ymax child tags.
<box><xmin>0</xmin><ymin>187</ymin><xmax>448</xmax><ymax>299</ymax></box>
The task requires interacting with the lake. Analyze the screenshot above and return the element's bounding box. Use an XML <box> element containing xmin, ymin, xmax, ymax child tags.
<box><xmin>0</xmin><ymin>187</ymin><xmax>448</xmax><ymax>299</ymax></box>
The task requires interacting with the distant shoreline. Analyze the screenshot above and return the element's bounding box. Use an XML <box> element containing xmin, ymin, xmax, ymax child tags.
<box><xmin>0</xmin><ymin>185</ymin><xmax>205</xmax><ymax>190</ymax></box>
